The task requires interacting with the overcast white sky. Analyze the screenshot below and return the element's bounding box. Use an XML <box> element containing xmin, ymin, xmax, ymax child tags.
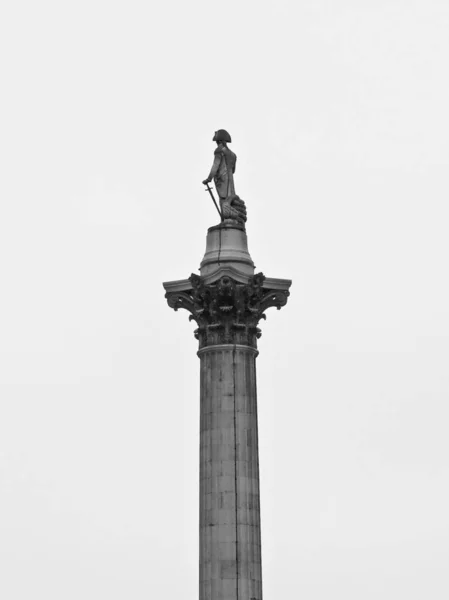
<box><xmin>1</xmin><ymin>0</ymin><xmax>449</xmax><ymax>598</ymax></box>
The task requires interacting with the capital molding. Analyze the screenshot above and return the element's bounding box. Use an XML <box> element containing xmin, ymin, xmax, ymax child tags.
<box><xmin>164</xmin><ymin>272</ymin><xmax>291</xmax><ymax>349</ymax></box>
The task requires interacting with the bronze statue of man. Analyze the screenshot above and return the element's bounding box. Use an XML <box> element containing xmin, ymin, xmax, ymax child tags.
<box><xmin>202</xmin><ymin>129</ymin><xmax>237</xmax><ymax>201</ymax></box>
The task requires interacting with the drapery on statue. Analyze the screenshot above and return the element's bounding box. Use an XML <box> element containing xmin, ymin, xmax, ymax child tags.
<box><xmin>202</xmin><ymin>129</ymin><xmax>247</xmax><ymax>225</ymax></box>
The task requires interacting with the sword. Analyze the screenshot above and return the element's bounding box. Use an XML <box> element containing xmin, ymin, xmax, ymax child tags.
<box><xmin>204</xmin><ymin>182</ymin><xmax>223</xmax><ymax>221</ymax></box>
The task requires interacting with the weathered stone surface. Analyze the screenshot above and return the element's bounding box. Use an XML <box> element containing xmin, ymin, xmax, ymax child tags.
<box><xmin>198</xmin><ymin>345</ymin><xmax>262</xmax><ymax>600</ymax></box>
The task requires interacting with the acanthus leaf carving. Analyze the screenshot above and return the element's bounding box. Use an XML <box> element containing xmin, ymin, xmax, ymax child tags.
<box><xmin>165</xmin><ymin>272</ymin><xmax>290</xmax><ymax>349</ymax></box>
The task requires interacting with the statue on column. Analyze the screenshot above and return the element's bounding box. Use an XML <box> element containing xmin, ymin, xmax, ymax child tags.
<box><xmin>202</xmin><ymin>129</ymin><xmax>247</xmax><ymax>225</ymax></box>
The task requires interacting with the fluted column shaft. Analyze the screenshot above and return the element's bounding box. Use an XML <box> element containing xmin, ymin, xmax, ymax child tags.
<box><xmin>199</xmin><ymin>344</ymin><xmax>262</xmax><ymax>600</ymax></box>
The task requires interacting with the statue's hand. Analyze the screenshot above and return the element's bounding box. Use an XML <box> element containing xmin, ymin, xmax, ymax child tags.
<box><xmin>202</xmin><ymin>178</ymin><xmax>211</xmax><ymax>185</ymax></box>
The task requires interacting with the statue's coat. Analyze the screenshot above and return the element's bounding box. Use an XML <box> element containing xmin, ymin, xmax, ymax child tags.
<box><xmin>207</xmin><ymin>143</ymin><xmax>237</xmax><ymax>200</ymax></box>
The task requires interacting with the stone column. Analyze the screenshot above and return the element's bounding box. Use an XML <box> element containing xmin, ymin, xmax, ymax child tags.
<box><xmin>199</xmin><ymin>344</ymin><xmax>261</xmax><ymax>600</ymax></box>
<box><xmin>164</xmin><ymin>222</ymin><xmax>291</xmax><ymax>600</ymax></box>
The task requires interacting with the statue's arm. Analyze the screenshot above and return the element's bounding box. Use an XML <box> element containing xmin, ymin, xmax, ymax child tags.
<box><xmin>203</xmin><ymin>150</ymin><xmax>222</xmax><ymax>184</ymax></box>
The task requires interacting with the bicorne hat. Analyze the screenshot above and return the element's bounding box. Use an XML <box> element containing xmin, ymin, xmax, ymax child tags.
<box><xmin>213</xmin><ymin>129</ymin><xmax>232</xmax><ymax>143</ymax></box>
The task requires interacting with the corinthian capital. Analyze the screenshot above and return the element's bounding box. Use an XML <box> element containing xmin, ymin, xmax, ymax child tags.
<box><xmin>164</xmin><ymin>272</ymin><xmax>291</xmax><ymax>349</ymax></box>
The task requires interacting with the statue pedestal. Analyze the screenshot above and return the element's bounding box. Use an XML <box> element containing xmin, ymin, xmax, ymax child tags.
<box><xmin>164</xmin><ymin>223</ymin><xmax>291</xmax><ymax>600</ymax></box>
<box><xmin>200</xmin><ymin>222</ymin><xmax>255</xmax><ymax>278</ymax></box>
